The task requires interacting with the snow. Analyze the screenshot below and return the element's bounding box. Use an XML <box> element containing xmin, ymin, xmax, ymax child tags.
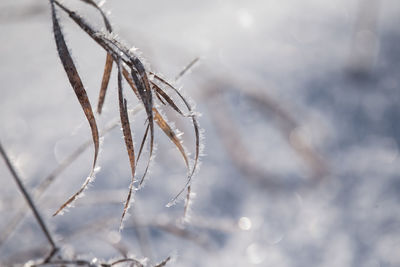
<box><xmin>1</xmin><ymin>0</ymin><xmax>400</xmax><ymax>266</ymax></box>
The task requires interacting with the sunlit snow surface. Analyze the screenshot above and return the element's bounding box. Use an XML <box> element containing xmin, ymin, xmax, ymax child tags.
<box><xmin>1</xmin><ymin>0</ymin><xmax>400</xmax><ymax>266</ymax></box>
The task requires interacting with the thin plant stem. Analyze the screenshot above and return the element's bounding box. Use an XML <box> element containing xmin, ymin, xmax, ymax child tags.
<box><xmin>0</xmin><ymin>141</ymin><xmax>57</xmax><ymax>253</ymax></box>
<box><xmin>0</xmin><ymin>111</ymin><xmax>140</xmax><ymax>249</ymax></box>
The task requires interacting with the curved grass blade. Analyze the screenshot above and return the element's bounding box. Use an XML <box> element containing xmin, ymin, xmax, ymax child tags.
<box><xmin>97</xmin><ymin>53</ymin><xmax>113</xmax><ymax>114</ymax></box>
<box><xmin>77</xmin><ymin>0</ymin><xmax>114</xmax><ymax>115</ymax></box>
<box><xmin>53</xmin><ymin>1</ymin><xmax>145</xmax><ymax>75</ymax></box>
<box><xmin>153</xmin><ymin>108</ymin><xmax>189</xmax><ymax>171</ymax></box>
<box><xmin>151</xmin><ymin>75</ymin><xmax>200</xmax><ymax>206</ymax></box>
<box><xmin>129</xmin><ymin>66</ymin><xmax>154</xmax><ymax>186</ymax></box>
<box><xmin>122</xmin><ymin>66</ymin><xmax>153</xmax><ymax>178</ymax></box>
<box><xmin>78</xmin><ymin>0</ymin><xmax>112</xmax><ymax>32</ymax></box>
<box><xmin>50</xmin><ymin>1</ymin><xmax>100</xmax><ymax>216</ymax></box>
<box><xmin>122</xmin><ymin>67</ymin><xmax>139</xmax><ymax>97</ymax></box>
<box><xmin>136</xmin><ymin>122</ymin><xmax>150</xmax><ymax>164</ymax></box>
<box><xmin>52</xmin><ymin>0</ymin><xmax>200</xmax><ymax>208</ymax></box>
<box><xmin>53</xmin><ymin>0</ymin><xmax>155</xmax><ymax>184</ymax></box>
<box><xmin>153</xmin><ymin>59</ymin><xmax>200</xmax><ymax>209</ymax></box>
<box><xmin>155</xmin><ymin>89</ymin><xmax>167</xmax><ymax>105</ymax></box>
<box><xmin>117</xmin><ymin>62</ymin><xmax>137</xmax><ymax>229</ymax></box>
<box><xmin>152</xmin><ymin>82</ymin><xmax>184</xmax><ymax>115</ymax></box>
<box><xmin>122</xmin><ymin>64</ymin><xmax>154</xmax><ymax>186</ymax></box>
<box><xmin>53</xmin><ymin>1</ymin><xmax>108</xmax><ymax>45</ymax></box>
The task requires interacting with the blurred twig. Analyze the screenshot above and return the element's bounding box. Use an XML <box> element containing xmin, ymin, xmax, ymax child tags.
<box><xmin>153</xmin><ymin>256</ymin><xmax>171</xmax><ymax>267</ymax></box>
<box><xmin>0</xmin><ymin>141</ymin><xmax>58</xmax><ymax>261</ymax></box>
<box><xmin>203</xmin><ymin>78</ymin><xmax>328</xmax><ymax>188</ymax></box>
<box><xmin>0</xmin><ymin>120</ymin><xmax>122</xmax><ymax>249</ymax></box>
<box><xmin>175</xmin><ymin>58</ymin><xmax>199</xmax><ymax>81</ymax></box>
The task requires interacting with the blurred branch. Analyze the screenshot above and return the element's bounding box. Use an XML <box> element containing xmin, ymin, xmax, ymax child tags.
<box><xmin>202</xmin><ymin>78</ymin><xmax>328</xmax><ymax>188</ymax></box>
<box><xmin>0</xmin><ymin>121</ymin><xmax>121</xmax><ymax>249</ymax></box>
<box><xmin>0</xmin><ymin>141</ymin><xmax>58</xmax><ymax>261</ymax></box>
<box><xmin>153</xmin><ymin>256</ymin><xmax>171</xmax><ymax>267</ymax></box>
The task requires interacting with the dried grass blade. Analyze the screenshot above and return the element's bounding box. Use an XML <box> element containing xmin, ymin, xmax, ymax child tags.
<box><xmin>53</xmin><ymin>1</ymin><xmax>118</xmax><ymax>62</ymax></box>
<box><xmin>155</xmin><ymin>89</ymin><xmax>167</xmax><ymax>105</ymax></box>
<box><xmin>153</xmin><ymin>108</ymin><xmax>189</xmax><ymax>171</ymax></box>
<box><xmin>52</xmin><ymin>177</ymin><xmax>92</xmax><ymax>216</ymax></box>
<box><xmin>152</xmin><ymin>76</ymin><xmax>200</xmax><ymax>205</ymax></box>
<box><xmin>117</xmin><ymin>63</ymin><xmax>136</xmax><ymax>229</ymax></box>
<box><xmin>78</xmin><ymin>0</ymin><xmax>112</xmax><ymax>32</ymax></box>
<box><xmin>97</xmin><ymin>53</ymin><xmax>113</xmax><ymax>114</ymax></box>
<box><xmin>77</xmin><ymin>0</ymin><xmax>114</xmax><ymax>115</ymax></box>
<box><xmin>129</xmin><ymin>67</ymin><xmax>154</xmax><ymax>186</ymax></box>
<box><xmin>122</xmin><ymin>67</ymin><xmax>139</xmax><ymax>97</ymax></box>
<box><xmin>169</xmin><ymin>121</ymin><xmax>198</xmax><ymax>205</ymax></box>
<box><xmin>54</xmin><ymin>0</ymin><xmax>148</xmax><ymax>79</ymax></box>
<box><xmin>152</xmin><ymin>82</ymin><xmax>184</xmax><ymax>115</ymax></box>
<box><xmin>51</xmin><ymin>1</ymin><xmax>99</xmax><ymax>216</ymax></box>
<box><xmin>123</xmin><ymin>65</ymin><xmax>154</xmax><ymax>184</ymax></box>
<box><xmin>137</xmin><ymin>122</ymin><xmax>150</xmax><ymax>164</ymax></box>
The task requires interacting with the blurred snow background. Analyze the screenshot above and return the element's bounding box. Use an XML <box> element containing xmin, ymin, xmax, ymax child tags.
<box><xmin>1</xmin><ymin>0</ymin><xmax>400</xmax><ymax>266</ymax></box>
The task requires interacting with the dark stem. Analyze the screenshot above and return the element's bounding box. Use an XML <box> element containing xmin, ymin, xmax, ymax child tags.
<box><xmin>0</xmin><ymin>141</ymin><xmax>57</xmax><ymax>253</ymax></box>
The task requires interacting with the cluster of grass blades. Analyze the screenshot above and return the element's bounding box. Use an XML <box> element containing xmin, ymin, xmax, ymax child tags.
<box><xmin>49</xmin><ymin>0</ymin><xmax>200</xmax><ymax>229</ymax></box>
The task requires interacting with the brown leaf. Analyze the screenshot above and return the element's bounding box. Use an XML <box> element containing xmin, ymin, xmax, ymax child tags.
<box><xmin>155</xmin><ymin>89</ymin><xmax>167</xmax><ymax>105</ymax></box>
<box><xmin>152</xmin><ymin>82</ymin><xmax>184</xmax><ymax>115</ymax></box>
<box><xmin>153</xmin><ymin>108</ymin><xmax>189</xmax><ymax>171</ymax></box>
<box><xmin>151</xmin><ymin>75</ymin><xmax>200</xmax><ymax>205</ymax></box>
<box><xmin>77</xmin><ymin>0</ymin><xmax>114</xmax><ymax>115</ymax></box>
<box><xmin>122</xmin><ymin>67</ymin><xmax>139</xmax><ymax>97</ymax></box>
<box><xmin>50</xmin><ymin>1</ymin><xmax>100</xmax><ymax>216</ymax></box>
<box><xmin>97</xmin><ymin>53</ymin><xmax>113</xmax><ymax>114</ymax></box>
<box><xmin>53</xmin><ymin>1</ymin><xmax>117</xmax><ymax>61</ymax></box>
<box><xmin>129</xmin><ymin>65</ymin><xmax>154</xmax><ymax>186</ymax></box>
<box><xmin>136</xmin><ymin>123</ymin><xmax>150</xmax><ymax>164</ymax></box>
<box><xmin>52</xmin><ymin>0</ymin><xmax>203</xmax><ymax>212</ymax></box>
<box><xmin>117</xmin><ymin>62</ymin><xmax>137</xmax><ymax>228</ymax></box>
<box><xmin>123</xmin><ymin>64</ymin><xmax>156</xmax><ymax>187</ymax></box>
